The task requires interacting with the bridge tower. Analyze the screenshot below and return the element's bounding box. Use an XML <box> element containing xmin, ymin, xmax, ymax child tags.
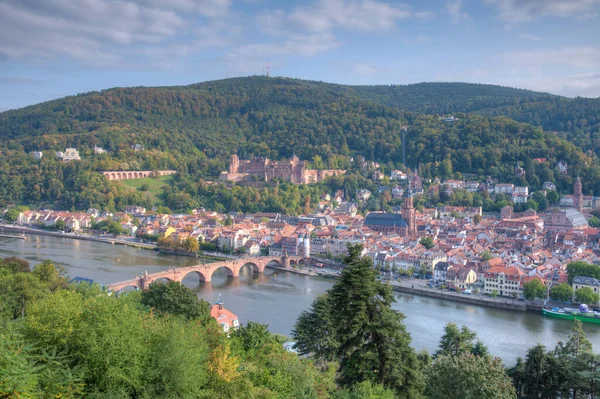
<box><xmin>282</xmin><ymin>251</ymin><xmax>291</xmax><ymax>269</ymax></box>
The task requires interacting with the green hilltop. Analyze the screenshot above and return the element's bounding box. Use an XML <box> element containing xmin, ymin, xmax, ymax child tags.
<box><xmin>0</xmin><ymin>76</ymin><xmax>599</xmax><ymax>211</ymax></box>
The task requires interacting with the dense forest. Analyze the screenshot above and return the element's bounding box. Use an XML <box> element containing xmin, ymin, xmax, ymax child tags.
<box><xmin>2</xmin><ymin>247</ymin><xmax>600</xmax><ymax>398</ymax></box>
<box><xmin>0</xmin><ymin>76</ymin><xmax>599</xmax><ymax>212</ymax></box>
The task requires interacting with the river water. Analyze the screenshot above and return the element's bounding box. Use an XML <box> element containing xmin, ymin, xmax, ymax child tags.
<box><xmin>1</xmin><ymin>234</ymin><xmax>598</xmax><ymax>364</ymax></box>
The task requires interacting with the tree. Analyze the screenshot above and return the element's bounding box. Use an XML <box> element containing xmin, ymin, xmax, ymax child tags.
<box><xmin>547</xmin><ymin>190</ymin><xmax>559</xmax><ymax>204</ymax></box>
<box><xmin>567</xmin><ymin>261</ymin><xmax>600</xmax><ymax>284</ymax></box>
<box><xmin>481</xmin><ymin>251</ymin><xmax>492</xmax><ymax>261</ymax></box>
<box><xmin>328</xmin><ymin>244</ymin><xmax>424</xmax><ymax>397</ymax></box>
<box><xmin>517</xmin><ymin>344</ymin><xmax>571</xmax><ymax>399</ymax></box>
<box><xmin>426</xmin><ymin>354</ymin><xmax>515</xmax><ymax>399</ymax></box>
<box><xmin>107</xmin><ymin>221</ymin><xmax>124</xmax><ymax>235</ymax></box>
<box><xmin>141</xmin><ymin>281</ymin><xmax>211</xmax><ymax>322</ymax></box>
<box><xmin>1</xmin><ymin>256</ymin><xmax>31</xmax><ymax>273</ymax></box>
<box><xmin>0</xmin><ymin>272</ymin><xmax>49</xmax><ymax>319</ymax></box>
<box><xmin>473</xmin><ymin>214</ymin><xmax>482</xmax><ymax>225</ymax></box>
<box><xmin>550</xmin><ymin>283</ymin><xmax>573</xmax><ymax>302</ymax></box>
<box><xmin>522</xmin><ymin>279</ymin><xmax>546</xmax><ymax>300</ymax></box>
<box><xmin>575</xmin><ymin>287</ymin><xmax>600</xmax><ymax>305</ymax></box>
<box><xmin>183</xmin><ymin>237</ymin><xmax>199</xmax><ymax>253</ymax></box>
<box><xmin>3</xmin><ymin>208</ymin><xmax>19</xmax><ymax>223</ymax></box>
<box><xmin>434</xmin><ymin>323</ymin><xmax>486</xmax><ymax>358</ymax></box>
<box><xmin>420</xmin><ymin>236</ymin><xmax>434</xmax><ymax>250</ymax></box>
<box><xmin>588</xmin><ymin>216</ymin><xmax>600</xmax><ymax>228</ymax></box>
<box><xmin>53</xmin><ymin>219</ymin><xmax>67</xmax><ymax>231</ymax></box>
<box><xmin>490</xmin><ymin>290</ymin><xmax>498</xmax><ymax>299</ymax></box>
<box><xmin>231</xmin><ymin>321</ymin><xmax>277</xmax><ymax>355</ymax></box>
<box><xmin>555</xmin><ymin>320</ymin><xmax>592</xmax><ymax>357</ymax></box>
<box><xmin>333</xmin><ymin>380</ymin><xmax>396</xmax><ymax>399</ymax></box>
<box><xmin>32</xmin><ymin>260</ymin><xmax>67</xmax><ymax>292</ymax></box>
<box><xmin>292</xmin><ymin>294</ymin><xmax>338</xmax><ymax>363</ymax></box>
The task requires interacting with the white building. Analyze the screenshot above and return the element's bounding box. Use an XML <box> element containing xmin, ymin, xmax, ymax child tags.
<box><xmin>62</xmin><ymin>148</ymin><xmax>81</xmax><ymax>162</ymax></box>
<box><xmin>93</xmin><ymin>145</ymin><xmax>106</xmax><ymax>154</ymax></box>
<box><xmin>358</xmin><ymin>189</ymin><xmax>372</xmax><ymax>201</ymax></box>
<box><xmin>514</xmin><ymin>186</ymin><xmax>529</xmax><ymax>195</ymax></box>
<box><xmin>495</xmin><ymin>184</ymin><xmax>515</xmax><ymax>195</ymax></box>
<box><xmin>512</xmin><ymin>193</ymin><xmax>528</xmax><ymax>204</ymax></box>
<box><xmin>31</xmin><ymin>151</ymin><xmax>43</xmax><ymax>160</ymax></box>
<box><xmin>557</xmin><ymin>161</ymin><xmax>568</xmax><ymax>175</ymax></box>
<box><xmin>391</xmin><ymin>170</ymin><xmax>407</xmax><ymax>180</ymax></box>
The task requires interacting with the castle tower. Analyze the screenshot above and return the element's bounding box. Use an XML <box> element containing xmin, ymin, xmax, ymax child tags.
<box><xmin>228</xmin><ymin>154</ymin><xmax>239</xmax><ymax>174</ymax></box>
<box><xmin>574</xmin><ymin>175</ymin><xmax>583</xmax><ymax>213</ymax></box>
<box><xmin>402</xmin><ymin>186</ymin><xmax>417</xmax><ymax>237</ymax></box>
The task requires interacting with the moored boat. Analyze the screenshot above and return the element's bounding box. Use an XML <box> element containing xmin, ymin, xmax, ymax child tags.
<box><xmin>542</xmin><ymin>304</ymin><xmax>600</xmax><ymax>324</ymax></box>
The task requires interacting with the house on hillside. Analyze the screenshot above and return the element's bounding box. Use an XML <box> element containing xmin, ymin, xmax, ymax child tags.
<box><xmin>210</xmin><ymin>303</ymin><xmax>240</xmax><ymax>333</ymax></box>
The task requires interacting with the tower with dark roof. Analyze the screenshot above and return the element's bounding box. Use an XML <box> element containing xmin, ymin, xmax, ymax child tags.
<box><xmin>402</xmin><ymin>186</ymin><xmax>417</xmax><ymax>236</ymax></box>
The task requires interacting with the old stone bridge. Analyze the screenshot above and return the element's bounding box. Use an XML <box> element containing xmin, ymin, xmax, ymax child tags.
<box><xmin>107</xmin><ymin>255</ymin><xmax>306</xmax><ymax>292</ymax></box>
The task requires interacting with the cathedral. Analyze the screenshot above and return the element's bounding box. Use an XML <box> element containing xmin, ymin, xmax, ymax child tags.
<box><xmin>220</xmin><ymin>154</ymin><xmax>345</xmax><ymax>184</ymax></box>
<box><xmin>543</xmin><ymin>176</ymin><xmax>588</xmax><ymax>232</ymax></box>
<box><xmin>363</xmin><ymin>187</ymin><xmax>417</xmax><ymax>237</ymax></box>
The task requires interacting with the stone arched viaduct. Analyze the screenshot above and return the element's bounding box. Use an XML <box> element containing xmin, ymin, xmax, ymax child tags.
<box><xmin>107</xmin><ymin>256</ymin><xmax>304</xmax><ymax>292</ymax></box>
<box><xmin>102</xmin><ymin>170</ymin><xmax>177</xmax><ymax>181</ymax></box>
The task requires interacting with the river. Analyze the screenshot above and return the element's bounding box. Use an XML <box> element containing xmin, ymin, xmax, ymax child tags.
<box><xmin>1</xmin><ymin>233</ymin><xmax>598</xmax><ymax>364</ymax></box>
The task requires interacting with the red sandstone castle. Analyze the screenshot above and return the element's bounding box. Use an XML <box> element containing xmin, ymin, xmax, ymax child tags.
<box><xmin>219</xmin><ymin>154</ymin><xmax>345</xmax><ymax>184</ymax></box>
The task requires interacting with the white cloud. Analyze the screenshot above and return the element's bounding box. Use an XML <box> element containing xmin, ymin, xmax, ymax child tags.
<box><xmin>233</xmin><ymin>32</ymin><xmax>340</xmax><ymax>58</ymax></box>
<box><xmin>446</xmin><ymin>0</ymin><xmax>470</xmax><ymax>23</ymax></box>
<box><xmin>487</xmin><ymin>46</ymin><xmax>600</xmax><ymax>97</ymax></box>
<box><xmin>487</xmin><ymin>0</ymin><xmax>600</xmax><ymax>22</ymax></box>
<box><xmin>0</xmin><ymin>0</ymin><xmax>232</xmax><ymax>65</ymax></box>
<box><xmin>289</xmin><ymin>0</ymin><xmax>422</xmax><ymax>33</ymax></box>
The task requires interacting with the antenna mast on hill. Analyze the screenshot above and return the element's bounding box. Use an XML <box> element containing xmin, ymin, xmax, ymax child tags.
<box><xmin>266</xmin><ymin>62</ymin><xmax>270</xmax><ymax>77</ymax></box>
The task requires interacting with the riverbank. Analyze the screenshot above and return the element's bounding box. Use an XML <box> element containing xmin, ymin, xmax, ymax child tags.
<box><xmin>1</xmin><ymin>224</ymin><xmax>157</xmax><ymax>250</ymax></box>
<box><xmin>267</xmin><ymin>264</ymin><xmax>547</xmax><ymax>313</ymax></box>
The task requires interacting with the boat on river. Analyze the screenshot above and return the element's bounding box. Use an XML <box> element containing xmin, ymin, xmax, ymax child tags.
<box><xmin>542</xmin><ymin>304</ymin><xmax>600</xmax><ymax>324</ymax></box>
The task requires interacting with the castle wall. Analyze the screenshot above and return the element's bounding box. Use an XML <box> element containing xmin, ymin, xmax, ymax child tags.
<box><xmin>222</xmin><ymin>157</ymin><xmax>345</xmax><ymax>185</ymax></box>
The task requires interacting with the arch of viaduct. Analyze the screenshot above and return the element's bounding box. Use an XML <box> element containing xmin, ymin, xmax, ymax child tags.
<box><xmin>107</xmin><ymin>256</ymin><xmax>305</xmax><ymax>292</ymax></box>
<box><xmin>102</xmin><ymin>170</ymin><xmax>177</xmax><ymax>181</ymax></box>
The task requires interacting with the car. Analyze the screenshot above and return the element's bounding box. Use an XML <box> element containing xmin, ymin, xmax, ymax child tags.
<box><xmin>463</xmin><ymin>289</ymin><xmax>472</xmax><ymax>294</ymax></box>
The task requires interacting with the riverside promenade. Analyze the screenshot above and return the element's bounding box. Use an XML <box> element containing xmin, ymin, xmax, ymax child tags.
<box><xmin>0</xmin><ymin>224</ymin><xmax>156</xmax><ymax>250</ymax></box>
<box><xmin>275</xmin><ymin>264</ymin><xmax>543</xmax><ymax>312</ymax></box>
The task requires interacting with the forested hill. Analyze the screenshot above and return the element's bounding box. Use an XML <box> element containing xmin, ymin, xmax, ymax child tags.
<box><xmin>1</xmin><ymin>76</ymin><xmax>600</xmax><ymax>210</ymax></box>
<box><xmin>0</xmin><ymin>76</ymin><xmax>592</xmax><ymax>168</ymax></box>
<box><xmin>350</xmin><ymin>82</ymin><xmax>554</xmax><ymax>114</ymax></box>
<box><xmin>349</xmin><ymin>82</ymin><xmax>600</xmax><ymax>156</ymax></box>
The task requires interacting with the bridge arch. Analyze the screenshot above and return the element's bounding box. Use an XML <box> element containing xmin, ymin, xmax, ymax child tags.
<box><xmin>266</xmin><ymin>259</ymin><xmax>283</xmax><ymax>267</ymax></box>
<box><xmin>148</xmin><ymin>276</ymin><xmax>174</xmax><ymax>286</ymax></box>
<box><xmin>239</xmin><ymin>261</ymin><xmax>260</xmax><ymax>274</ymax></box>
<box><xmin>114</xmin><ymin>284</ymin><xmax>139</xmax><ymax>293</ymax></box>
<box><xmin>182</xmin><ymin>269</ymin><xmax>207</xmax><ymax>283</ymax></box>
<box><xmin>206</xmin><ymin>265</ymin><xmax>236</xmax><ymax>282</ymax></box>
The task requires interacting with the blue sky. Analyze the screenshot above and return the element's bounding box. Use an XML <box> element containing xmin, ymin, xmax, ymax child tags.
<box><xmin>1</xmin><ymin>0</ymin><xmax>600</xmax><ymax>111</ymax></box>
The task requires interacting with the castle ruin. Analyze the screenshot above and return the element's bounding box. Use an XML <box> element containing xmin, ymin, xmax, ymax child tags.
<box><xmin>220</xmin><ymin>154</ymin><xmax>345</xmax><ymax>184</ymax></box>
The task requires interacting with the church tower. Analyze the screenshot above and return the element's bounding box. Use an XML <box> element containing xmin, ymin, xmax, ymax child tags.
<box><xmin>574</xmin><ymin>175</ymin><xmax>583</xmax><ymax>213</ymax></box>
<box><xmin>402</xmin><ymin>186</ymin><xmax>417</xmax><ymax>236</ymax></box>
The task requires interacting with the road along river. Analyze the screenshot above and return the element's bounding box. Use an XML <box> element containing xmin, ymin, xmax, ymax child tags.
<box><xmin>1</xmin><ymin>233</ymin><xmax>598</xmax><ymax>364</ymax></box>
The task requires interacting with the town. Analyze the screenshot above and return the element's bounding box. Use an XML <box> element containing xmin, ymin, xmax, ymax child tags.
<box><xmin>5</xmin><ymin>169</ymin><xmax>600</xmax><ymax>306</ymax></box>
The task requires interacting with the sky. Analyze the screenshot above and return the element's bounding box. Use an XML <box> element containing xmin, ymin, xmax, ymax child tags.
<box><xmin>1</xmin><ymin>0</ymin><xmax>600</xmax><ymax>111</ymax></box>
